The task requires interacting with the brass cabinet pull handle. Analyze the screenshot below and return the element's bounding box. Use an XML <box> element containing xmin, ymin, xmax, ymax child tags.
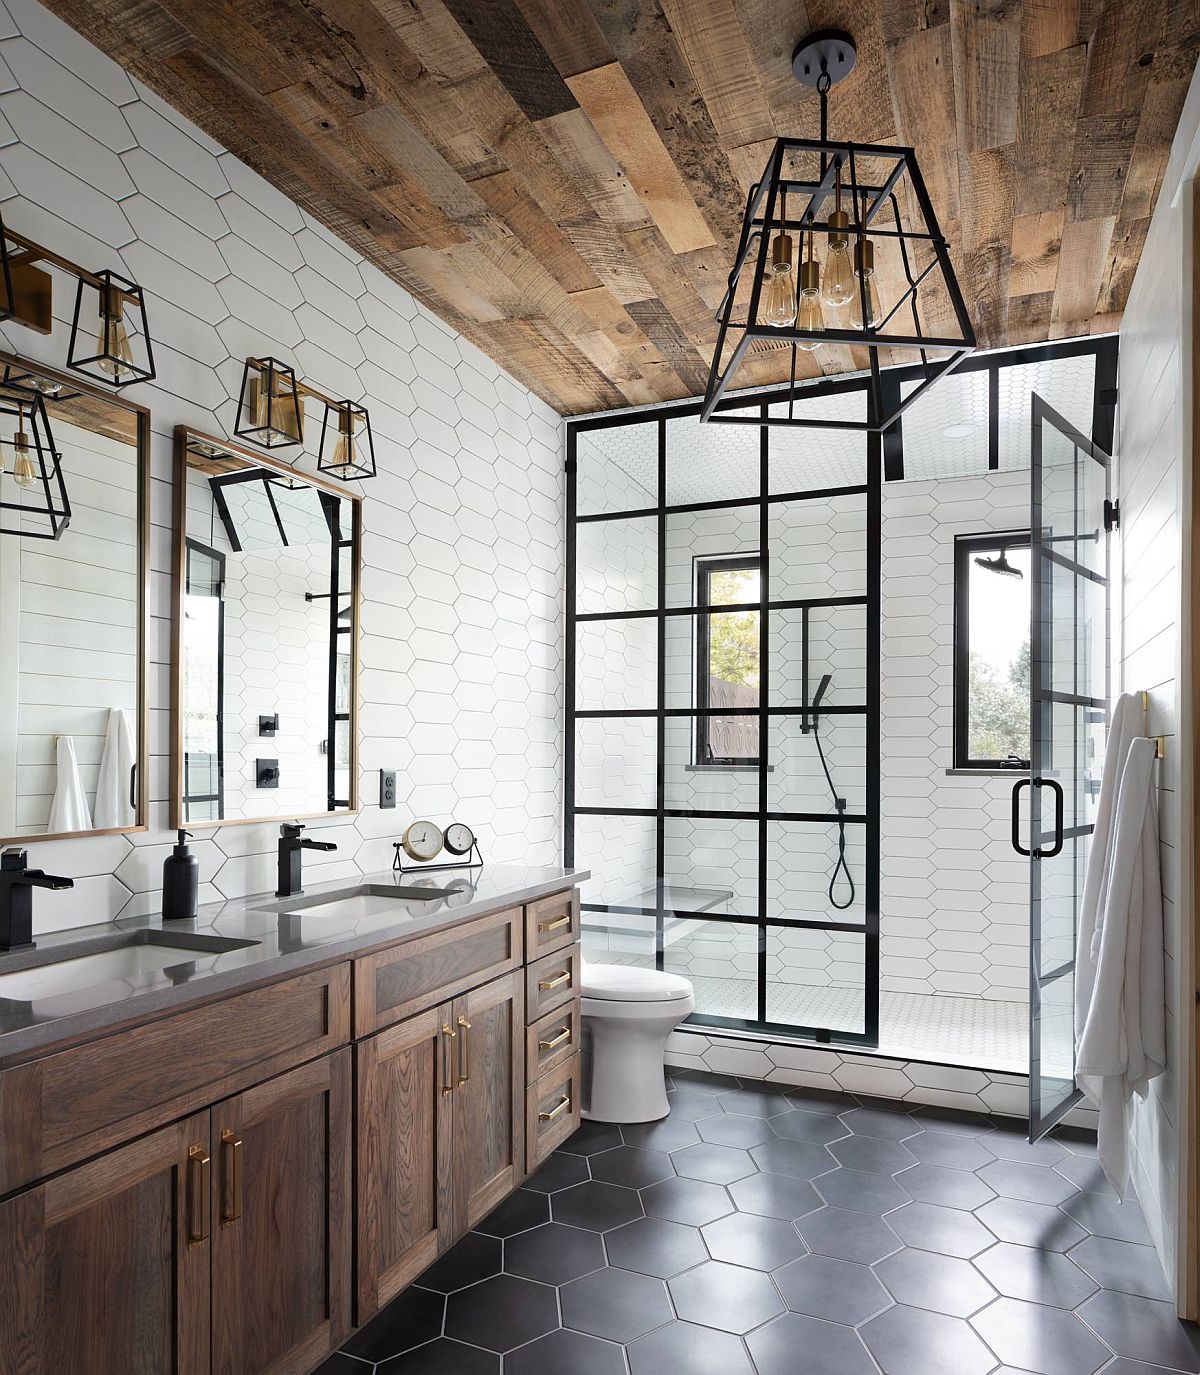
<box><xmin>220</xmin><ymin>1129</ymin><xmax>243</xmax><ymax>1228</ymax></box>
<box><xmin>539</xmin><ymin>969</ymin><xmax>571</xmax><ymax>991</ymax></box>
<box><xmin>187</xmin><ymin>1145</ymin><xmax>210</xmax><ymax>1249</ymax></box>
<box><xmin>539</xmin><ymin>1025</ymin><xmax>572</xmax><ymax>1051</ymax></box>
<box><xmin>457</xmin><ymin>1015</ymin><xmax>471</xmax><ymax>1084</ymax></box>
<box><xmin>538</xmin><ymin>913</ymin><xmax>571</xmax><ymax>933</ymax></box>
<box><xmin>441</xmin><ymin>1024</ymin><xmax>457</xmax><ymax>1095</ymax></box>
<box><xmin>538</xmin><ymin>1094</ymin><xmax>571</xmax><ymax>1123</ymax></box>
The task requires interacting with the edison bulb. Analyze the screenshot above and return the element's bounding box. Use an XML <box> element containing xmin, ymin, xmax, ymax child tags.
<box><xmin>329</xmin><ymin>413</ymin><xmax>358</xmax><ymax>478</ymax></box>
<box><xmin>850</xmin><ymin>239</ymin><xmax>881</xmax><ymax>330</ymax></box>
<box><xmin>821</xmin><ymin>240</ymin><xmax>856</xmax><ymax>309</ymax></box>
<box><xmin>95</xmin><ymin>301</ymin><xmax>135</xmax><ymax>382</ymax></box>
<box><xmin>763</xmin><ymin>233</ymin><xmax>797</xmax><ymax>328</ymax></box>
<box><xmin>796</xmin><ymin>286</ymin><xmax>824</xmax><ymax>351</ymax></box>
<box><xmin>10</xmin><ymin>429</ymin><xmax>36</xmax><ymax>488</ymax></box>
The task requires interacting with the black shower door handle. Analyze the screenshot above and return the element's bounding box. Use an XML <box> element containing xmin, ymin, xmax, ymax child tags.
<box><xmin>1011</xmin><ymin>777</ymin><xmax>1064</xmax><ymax>859</ymax></box>
<box><xmin>1037</xmin><ymin>778</ymin><xmax>1065</xmax><ymax>858</ymax></box>
<box><xmin>1011</xmin><ymin>779</ymin><xmax>1031</xmax><ymax>856</ymax></box>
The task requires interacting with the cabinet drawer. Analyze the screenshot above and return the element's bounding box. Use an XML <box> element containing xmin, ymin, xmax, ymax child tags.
<box><xmin>0</xmin><ymin>963</ymin><xmax>350</xmax><ymax>1195</ymax></box>
<box><xmin>524</xmin><ymin>944</ymin><xmax>581</xmax><ymax>1024</ymax></box>
<box><xmin>524</xmin><ymin>889</ymin><xmax>580</xmax><ymax>962</ymax></box>
<box><xmin>526</xmin><ymin>1054</ymin><xmax>581</xmax><ymax>1170</ymax></box>
<box><xmin>525</xmin><ymin>999</ymin><xmax>581</xmax><ymax>1085</ymax></box>
<box><xmin>354</xmin><ymin>907</ymin><xmax>522</xmax><ymax>1037</ymax></box>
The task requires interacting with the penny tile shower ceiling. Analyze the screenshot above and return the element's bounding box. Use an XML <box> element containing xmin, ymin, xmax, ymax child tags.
<box><xmin>42</xmin><ymin>0</ymin><xmax>1199</xmax><ymax>416</ymax></box>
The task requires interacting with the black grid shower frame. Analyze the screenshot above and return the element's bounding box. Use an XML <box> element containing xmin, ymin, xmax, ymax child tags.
<box><xmin>566</xmin><ymin>400</ymin><xmax>882</xmax><ymax>1048</ymax></box>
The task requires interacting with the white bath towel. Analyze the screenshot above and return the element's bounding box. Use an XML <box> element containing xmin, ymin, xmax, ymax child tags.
<box><xmin>47</xmin><ymin>734</ymin><xmax>93</xmax><ymax>834</ymax></box>
<box><xmin>94</xmin><ymin>707</ymin><xmax>136</xmax><ymax>829</ymax></box>
<box><xmin>1075</xmin><ymin>692</ymin><xmax>1165</xmax><ymax>1194</ymax></box>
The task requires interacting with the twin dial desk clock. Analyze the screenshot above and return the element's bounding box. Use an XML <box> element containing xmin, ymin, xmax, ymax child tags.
<box><xmin>393</xmin><ymin>820</ymin><xmax>481</xmax><ymax>875</ymax></box>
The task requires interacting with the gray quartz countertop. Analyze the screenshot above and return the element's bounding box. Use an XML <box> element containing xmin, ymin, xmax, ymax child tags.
<box><xmin>0</xmin><ymin>863</ymin><xmax>589</xmax><ymax>1065</ymax></box>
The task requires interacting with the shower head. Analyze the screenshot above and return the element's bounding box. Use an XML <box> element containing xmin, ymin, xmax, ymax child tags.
<box><xmin>975</xmin><ymin>547</ymin><xmax>1023</xmax><ymax>579</ymax></box>
<box><xmin>811</xmin><ymin>673</ymin><xmax>832</xmax><ymax>711</ymax></box>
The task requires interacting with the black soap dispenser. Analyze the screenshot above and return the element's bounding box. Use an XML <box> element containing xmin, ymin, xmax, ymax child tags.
<box><xmin>162</xmin><ymin>829</ymin><xmax>199</xmax><ymax>921</ymax></box>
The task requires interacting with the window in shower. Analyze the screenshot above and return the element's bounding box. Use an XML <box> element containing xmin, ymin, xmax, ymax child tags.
<box><xmin>953</xmin><ymin>532</ymin><xmax>1032</xmax><ymax>769</ymax></box>
<box><xmin>694</xmin><ymin>554</ymin><xmax>761</xmax><ymax>767</ymax></box>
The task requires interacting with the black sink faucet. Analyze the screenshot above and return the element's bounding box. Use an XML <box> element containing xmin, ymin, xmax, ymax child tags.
<box><xmin>276</xmin><ymin>823</ymin><xmax>337</xmax><ymax>898</ymax></box>
<box><xmin>0</xmin><ymin>848</ymin><xmax>73</xmax><ymax>952</ymax></box>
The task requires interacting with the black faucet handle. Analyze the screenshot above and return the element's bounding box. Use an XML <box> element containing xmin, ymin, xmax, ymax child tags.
<box><xmin>280</xmin><ymin>821</ymin><xmax>304</xmax><ymax>841</ymax></box>
<box><xmin>1</xmin><ymin>847</ymin><xmax>28</xmax><ymax>872</ymax></box>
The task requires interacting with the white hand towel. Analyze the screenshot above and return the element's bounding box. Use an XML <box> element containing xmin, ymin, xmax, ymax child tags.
<box><xmin>47</xmin><ymin>734</ymin><xmax>93</xmax><ymax>834</ymax></box>
<box><xmin>94</xmin><ymin>707</ymin><xmax>136</xmax><ymax>829</ymax></box>
<box><xmin>1075</xmin><ymin>712</ymin><xmax>1166</xmax><ymax>1194</ymax></box>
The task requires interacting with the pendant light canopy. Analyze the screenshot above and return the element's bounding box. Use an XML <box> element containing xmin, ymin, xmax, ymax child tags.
<box><xmin>0</xmin><ymin>385</ymin><xmax>69</xmax><ymax>540</ymax></box>
<box><xmin>703</xmin><ymin>29</ymin><xmax>975</xmax><ymax>432</ymax></box>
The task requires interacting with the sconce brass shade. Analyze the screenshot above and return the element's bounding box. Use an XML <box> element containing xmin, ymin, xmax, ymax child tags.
<box><xmin>0</xmin><ymin>388</ymin><xmax>70</xmax><ymax>540</ymax></box>
<box><xmin>235</xmin><ymin>357</ymin><xmax>305</xmax><ymax>448</ymax></box>
<box><xmin>68</xmin><ymin>269</ymin><xmax>156</xmax><ymax>388</ymax></box>
<box><xmin>318</xmin><ymin>400</ymin><xmax>376</xmax><ymax>482</ymax></box>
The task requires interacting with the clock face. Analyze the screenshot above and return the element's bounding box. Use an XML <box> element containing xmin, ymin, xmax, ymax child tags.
<box><xmin>402</xmin><ymin>820</ymin><xmax>443</xmax><ymax>862</ymax></box>
<box><xmin>444</xmin><ymin>822</ymin><xmax>475</xmax><ymax>856</ymax></box>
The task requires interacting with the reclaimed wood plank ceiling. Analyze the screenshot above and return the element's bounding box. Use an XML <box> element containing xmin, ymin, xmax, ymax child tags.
<box><xmin>43</xmin><ymin>0</ymin><xmax>1199</xmax><ymax>416</ymax></box>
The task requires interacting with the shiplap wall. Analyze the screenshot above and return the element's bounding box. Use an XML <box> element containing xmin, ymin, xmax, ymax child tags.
<box><xmin>1114</xmin><ymin>66</ymin><xmax>1200</xmax><ymax>1307</ymax></box>
<box><xmin>0</xmin><ymin>0</ymin><xmax>564</xmax><ymax>931</ymax></box>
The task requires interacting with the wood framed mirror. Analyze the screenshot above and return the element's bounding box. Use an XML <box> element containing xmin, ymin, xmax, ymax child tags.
<box><xmin>0</xmin><ymin>351</ymin><xmax>150</xmax><ymax>844</ymax></box>
<box><xmin>171</xmin><ymin>426</ymin><xmax>362</xmax><ymax>829</ymax></box>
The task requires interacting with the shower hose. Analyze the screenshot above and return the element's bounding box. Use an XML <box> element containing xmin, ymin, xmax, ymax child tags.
<box><xmin>812</xmin><ymin>717</ymin><xmax>856</xmax><ymax>911</ymax></box>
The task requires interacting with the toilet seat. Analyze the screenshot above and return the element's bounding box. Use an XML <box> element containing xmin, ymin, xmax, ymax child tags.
<box><xmin>582</xmin><ymin>962</ymin><xmax>693</xmax><ymax>1003</ymax></box>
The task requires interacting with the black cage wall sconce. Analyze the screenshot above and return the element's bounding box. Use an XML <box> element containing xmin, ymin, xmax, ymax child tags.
<box><xmin>235</xmin><ymin>356</ymin><xmax>376</xmax><ymax>481</ymax></box>
<box><xmin>0</xmin><ymin>387</ymin><xmax>70</xmax><ymax>540</ymax></box>
<box><xmin>703</xmin><ymin>29</ymin><xmax>975</xmax><ymax>433</ymax></box>
<box><xmin>0</xmin><ymin>214</ymin><xmax>156</xmax><ymax>389</ymax></box>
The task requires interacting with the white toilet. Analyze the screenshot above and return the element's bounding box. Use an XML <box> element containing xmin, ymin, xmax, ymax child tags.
<box><xmin>580</xmin><ymin>961</ymin><xmax>696</xmax><ymax>1123</ymax></box>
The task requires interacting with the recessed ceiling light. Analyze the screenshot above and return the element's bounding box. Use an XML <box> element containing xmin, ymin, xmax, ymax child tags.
<box><xmin>942</xmin><ymin>423</ymin><xmax>975</xmax><ymax>439</ymax></box>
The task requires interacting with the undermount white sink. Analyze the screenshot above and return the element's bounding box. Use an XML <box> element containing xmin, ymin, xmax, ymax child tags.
<box><xmin>263</xmin><ymin>883</ymin><xmax>462</xmax><ymax>921</ymax></box>
<box><xmin>0</xmin><ymin>933</ymin><xmax>259</xmax><ymax>1003</ymax></box>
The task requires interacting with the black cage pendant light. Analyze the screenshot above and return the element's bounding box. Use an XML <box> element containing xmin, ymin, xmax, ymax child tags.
<box><xmin>0</xmin><ymin>390</ymin><xmax>70</xmax><ymax>539</ymax></box>
<box><xmin>67</xmin><ymin>269</ymin><xmax>156</xmax><ymax>387</ymax></box>
<box><xmin>703</xmin><ymin>29</ymin><xmax>975</xmax><ymax>432</ymax></box>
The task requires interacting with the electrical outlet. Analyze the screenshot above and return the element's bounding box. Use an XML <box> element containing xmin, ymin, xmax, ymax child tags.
<box><xmin>379</xmin><ymin>768</ymin><xmax>397</xmax><ymax>809</ymax></box>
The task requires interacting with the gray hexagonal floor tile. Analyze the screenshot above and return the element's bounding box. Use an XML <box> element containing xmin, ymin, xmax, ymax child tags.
<box><xmin>669</xmin><ymin>1259</ymin><xmax>785</xmax><ymax>1334</ymax></box>
<box><xmin>976</xmin><ymin>1197</ymin><xmax>1088</xmax><ymax>1252</ymax></box>
<box><xmin>828</xmin><ymin>1133</ymin><xmax>915</xmax><ymax>1176</ymax></box>
<box><xmin>552</xmin><ymin>1180</ymin><xmax>644</xmax><ymax>1232</ymax></box>
<box><xmin>774</xmin><ymin>1253</ymin><xmax>892</xmax><ymax>1325</ymax></box>
<box><xmin>716</xmin><ymin>1086</ymin><xmax>795</xmax><ymax>1118</ymax></box>
<box><xmin>1061</xmin><ymin>1190</ymin><xmax>1155</xmax><ymax>1244</ymax></box>
<box><xmin>641</xmin><ymin>1176</ymin><xmax>733</xmax><ymax>1226</ymax></box>
<box><xmin>903</xmin><ymin>1130</ymin><xmax>996</xmax><ymax>1171</ymax></box>
<box><xmin>977</xmin><ymin>1159</ymin><xmax>1078</xmax><ymax>1207</ymax></box>
<box><xmin>751</xmin><ymin>1137</ymin><xmax>837</xmax><ymax>1180</ymax></box>
<box><xmin>504</xmin><ymin>1222</ymin><xmax>605</xmax><ymax>1285</ymax></box>
<box><xmin>342</xmin><ymin>1285</ymin><xmax>445</xmax><ymax>1361</ymax></box>
<box><xmin>895</xmin><ymin>1162</ymin><xmax>995</xmax><ymax>1210</ymax></box>
<box><xmin>417</xmin><ymin>1231</ymin><xmax>501</xmax><ymax>1293</ymax></box>
<box><xmin>876</xmin><ymin>1246</ymin><xmax>996</xmax><ymax>1317</ymax></box>
<box><xmin>374</xmin><ymin>1337</ymin><xmax>498</xmax><ymax>1375</ymax></box>
<box><xmin>971</xmin><ymin>1296</ymin><xmax>1111</xmax><ymax>1375</ymax></box>
<box><xmin>605</xmin><ymin>1215</ymin><xmax>709</xmax><ymax>1279</ymax></box>
<box><xmin>561</xmin><ymin>1121</ymin><xmax>623</xmax><ymax>1156</ymax></box>
<box><xmin>1076</xmin><ymin>1289</ymin><xmax>1200</xmax><ymax>1371</ymax></box>
<box><xmin>888</xmin><ymin>1202</ymin><xmax>994</xmax><ymax>1258</ymax></box>
<box><xmin>627</xmin><ymin>1320</ymin><xmax>755</xmax><ymax>1375</ymax></box>
<box><xmin>671</xmin><ymin>1141</ymin><xmax>758</xmax><ymax>1184</ymax></box>
<box><xmin>476</xmin><ymin>1188</ymin><xmax>549</xmax><ymax>1237</ymax></box>
<box><xmin>697</xmin><ymin>1112</ymin><xmax>774</xmax><ymax>1148</ymax></box>
<box><xmin>589</xmin><ymin>1145</ymin><xmax>676</xmax><ymax>1189</ymax></box>
<box><xmin>861</xmin><ymin>1302</ymin><xmax>996</xmax><ymax>1375</ymax></box>
<box><xmin>747</xmin><ymin>1313</ymin><xmax>878</xmax><ymax>1375</ymax></box>
<box><xmin>524</xmin><ymin>1151</ymin><xmax>590</xmax><ymax>1194</ymax></box>
<box><xmin>560</xmin><ymin>1266</ymin><xmax>673</xmax><ymax>1343</ymax></box>
<box><xmin>973</xmin><ymin>1240</ymin><xmax>1099</xmax><ymax>1308</ymax></box>
<box><xmin>769</xmin><ymin>1110</ymin><xmax>850</xmax><ymax>1146</ymax></box>
<box><xmin>701</xmin><ymin>1212</ymin><xmax>807</xmax><ymax>1270</ymax></box>
<box><xmin>814</xmin><ymin>1167</ymin><xmax>910</xmax><ymax>1214</ymax></box>
<box><xmin>621</xmin><ymin>1116</ymin><xmax>703</xmax><ymax>1152</ymax></box>
<box><xmin>503</xmin><ymin>1329</ymin><xmax>624</xmax><ymax>1375</ymax></box>
<box><xmin>840</xmin><ymin>1106</ymin><xmax>919</xmax><ymax>1141</ymax></box>
<box><xmin>444</xmin><ymin>1274</ymin><xmax>558</xmax><ymax>1353</ymax></box>
<box><xmin>1067</xmin><ymin>1235</ymin><xmax>1171</xmax><ymax>1301</ymax></box>
<box><xmin>797</xmin><ymin>1206</ymin><xmax>902</xmax><ymax>1264</ymax></box>
<box><xmin>729</xmin><ymin>1170</ymin><xmax>821</xmax><ymax>1220</ymax></box>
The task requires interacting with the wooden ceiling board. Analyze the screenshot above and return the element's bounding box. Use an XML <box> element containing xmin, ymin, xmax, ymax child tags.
<box><xmin>40</xmin><ymin>0</ymin><xmax>1200</xmax><ymax>417</ymax></box>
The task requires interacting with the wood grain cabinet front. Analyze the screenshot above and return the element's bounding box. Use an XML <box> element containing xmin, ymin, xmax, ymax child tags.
<box><xmin>0</xmin><ymin>1111</ymin><xmax>212</xmax><ymax>1375</ymax></box>
<box><xmin>211</xmin><ymin>1050</ymin><xmax>353</xmax><ymax>1375</ymax></box>
<box><xmin>526</xmin><ymin>1053</ymin><xmax>581</xmax><ymax>1171</ymax></box>
<box><xmin>523</xmin><ymin>889</ymin><xmax>580</xmax><ymax>962</ymax></box>
<box><xmin>525</xmin><ymin>944</ymin><xmax>582</xmax><ymax>1023</ymax></box>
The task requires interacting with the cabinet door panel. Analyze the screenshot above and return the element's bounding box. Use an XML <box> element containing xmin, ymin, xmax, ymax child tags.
<box><xmin>453</xmin><ymin>971</ymin><xmax>524</xmax><ymax>1233</ymax></box>
<box><xmin>356</xmin><ymin>1005</ymin><xmax>455</xmax><ymax>1322</ymax></box>
<box><xmin>212</xmin><ymin>1051</ymin><xmax>352</xmax><ymax>1375</ymax></box>
<box><xmin>0</xmin><ymin>1112</ymin><xmax>210</xmax><ymax>1375</ymax></box>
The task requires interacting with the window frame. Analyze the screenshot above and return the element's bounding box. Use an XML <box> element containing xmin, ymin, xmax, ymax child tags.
<box><xmin>952</xmin><ymin>530</ymin><xmax>1032</xmax><ymax>771</ymax></box>
<box><xmin>181</xmin><ymin>537</ymin><xmax>226</xmax><ymax>821</ymax></box>
<box><xmin>693</xmin><ymin>551</ymin><xmax>761</xmax><ymax>768</ymax></box>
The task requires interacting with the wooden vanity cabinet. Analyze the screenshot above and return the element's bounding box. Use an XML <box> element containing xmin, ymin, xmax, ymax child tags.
<box><xmin>355</xmin><ymin>969</ymin><xmax>524</xmax><ymax>1322</ymax></box>
<box><xmin>0</xmin><ymin>1112</ymin><xmax>212</xmax><ymax>1375</ymax></box>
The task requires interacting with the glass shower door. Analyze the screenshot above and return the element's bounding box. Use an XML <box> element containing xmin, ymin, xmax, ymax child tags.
<box><xmin>1022</xmin><ymin>394</ymin><xmax>1110</xmax><ymax>1141</ymax></box>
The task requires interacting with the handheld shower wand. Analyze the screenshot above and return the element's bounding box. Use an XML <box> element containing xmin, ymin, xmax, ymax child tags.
<box><xmin>808</xmin><ymin>674</ymin><xmax>855</xmax><ymax>912</ymax></box>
